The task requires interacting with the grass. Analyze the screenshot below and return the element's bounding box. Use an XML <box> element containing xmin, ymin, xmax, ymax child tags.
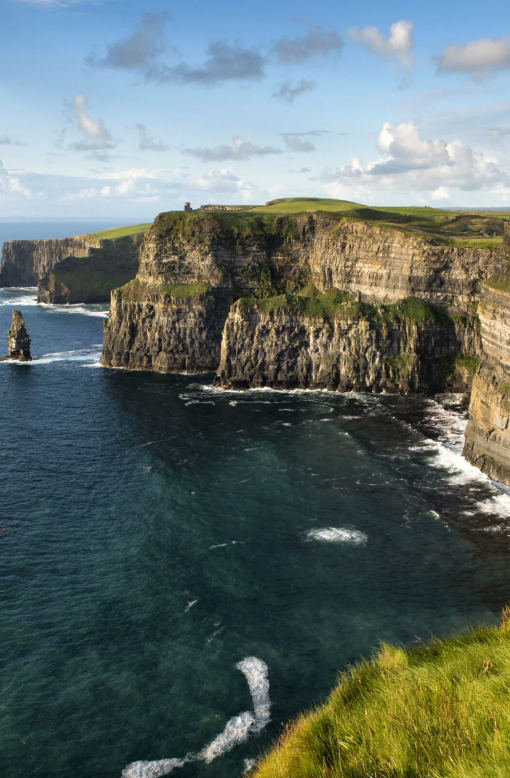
<box><xmin>86</xmin><ymin>223</ymin><xmax>152</xmax><ymax>241</ymax></box>
<box><xmin>117</xmin><ymin>278</ymin><xmax>212</xmax><ymax>301</ymax></box>
<box><xmin>253</xmin><ymin>610</ymin><xmax>510</xmax><ymax>778</ymax></box>
<box><xmin>240</xmin><ymin>287</ymin><xmax>449</xmax><ymax>324</ymax></box>
<box><xmin>153</xmin><ymin>199</ymin><xmax>509</xmax><ymax>248</ymax></box>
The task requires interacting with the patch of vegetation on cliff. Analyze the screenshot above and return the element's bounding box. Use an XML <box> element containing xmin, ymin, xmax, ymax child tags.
<box><xmin>117</xmin><ymin>278</ymin><xmax>213</xmax><ymax>301</ymax></box>
<box><xmin>160</xmin><ymin>281</ymin><xmax>212</xmax><ymax>298</ymax></box>
<box><xmin>253</xmin><ymin>611</ymin><xmax>510</xmax><ymax>778</ymax></box>
<box><xmin>486</xmin><ymin>272</ymin><xmax>510</xmax><ymax>293</ymax></box>
<box><xmin>240</xmin><ymin>289</ymin><xmax>450</xmax><ymax>325</ymax></box>
<box><xmin>455</xmin><ymin>355</ymin><xmax>481</xmax><ymax>375</ymax></box>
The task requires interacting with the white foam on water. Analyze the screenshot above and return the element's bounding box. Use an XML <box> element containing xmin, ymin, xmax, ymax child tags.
<box><xmin>122</xmin><ymin>758</ymin><xmax>188</xmax><ymax>778</ymax></box>
<box><xmin>38</xmin><ymin>302</ymin><xmax>108</xmax><ymax>318</ymax></box>
<box><xmin>474</xmin><ymin>492</ymin><xmax>510</xmax><ymax>519</ymax></box>
<box><xmin>209</xmin><ymin>541</ymin><xmax>244</xmax><ymax>550</ymax></box>
<box><xmin>243</xmin><ymin>758</ymin><xmax>257</xmax><ymax>775</ymax></box>
<box><xmin>121</xmin><ymin>658</ymin><xmax>270</xmax><ymax>778</ymax></box>
<box><xmin>307</xmin><ymin>527</ymin><xmax>368</xmax><ymax>544</ymax></box>
<box><xmin>35</xmin><ymin>347</ymin><xmax>102</xmax><ymax>364</ymax></box>
<box><xmin>199</xmin><ymin>712</ymin><xmax>255</xmax><ymax>763</ymax></box>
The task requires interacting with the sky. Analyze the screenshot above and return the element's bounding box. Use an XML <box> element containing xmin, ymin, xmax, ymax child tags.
<box><xmin>1</xmin><ymin>0</ymin><xmax>510</xmax><ymax>218</ymax></box>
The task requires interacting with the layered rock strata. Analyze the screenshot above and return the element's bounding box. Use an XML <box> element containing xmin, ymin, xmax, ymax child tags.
<box><xmin>101</xmin><ymin>212</ymin><xmax>497</xmax><ymax>374</ymax></box>
<box><xmin>5</xmin><ymin>309</ymin><xmax>31</xmax><ymax>361</ymax></box>
<box><xmin>463</xmin><ymin>224</ymin><xmax>510</xmax><ymax>483</ymax></box>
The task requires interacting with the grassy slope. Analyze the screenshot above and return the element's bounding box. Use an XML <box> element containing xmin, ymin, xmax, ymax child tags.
<box><xmin>156</xmin><ymin>199</ymin><xmax>509</xmax><ymax>248</ymax></box>
<box><xmin>254</xmin><ymin>614</ymin><xmax>510</xmax><ymax>778</ymax></box>
<box><xmin>86</xmin><ymin>223</ymin><xmax>152</xmax><ymax>241</ymax></box>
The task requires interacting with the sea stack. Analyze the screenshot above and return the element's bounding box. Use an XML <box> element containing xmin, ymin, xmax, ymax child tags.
<box><xmin>7</xmin><ymin>310</ymin><xmax>31</xmax><ymax>361</ymax></box>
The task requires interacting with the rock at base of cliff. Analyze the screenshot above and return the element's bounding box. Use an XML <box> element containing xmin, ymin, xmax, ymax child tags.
<box><xmin>5</xmin><ymin>309</ymin><xmax>32</xmax><ymax>361</ymax></box>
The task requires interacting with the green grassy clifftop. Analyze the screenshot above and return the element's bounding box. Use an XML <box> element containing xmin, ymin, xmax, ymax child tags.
<box><xmin>254</xmin><ymin>612</ymin><xmax>510</xmax><ymax>778</ymax></box>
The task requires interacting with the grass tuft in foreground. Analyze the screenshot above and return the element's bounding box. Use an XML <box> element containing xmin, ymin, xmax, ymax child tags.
<box><xmin>253</xmin><ymin>610</ymin><xmax>510</xmax><ymax>778</ymax></box>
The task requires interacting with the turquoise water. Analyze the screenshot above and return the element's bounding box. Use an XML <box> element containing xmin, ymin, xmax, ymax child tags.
<box><xmin>2</xmin><ymin>288</ymin><xmax>510</xmax><ymax>778</ymax></box>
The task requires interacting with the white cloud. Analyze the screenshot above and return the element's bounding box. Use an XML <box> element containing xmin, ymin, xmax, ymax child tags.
<box><xmin>320</xmin><ymin>121</ymin><xmax>507</xmax><ymax>195</ymax></box>
<box><xmin>435</xmin><ymin>35</ymin><xmax>510</xmax><ymax>78</ymax></box>
<box><xmin>0</xmin><ymin>160</ymin><xmax>32</xmax><ymax>200</ymax></box>
<box><xmin>61</xmin><ymin>94</ymin><xmax>116</xmax><ymax>156</ymax></box>
<box><xmin>347</xmin><ymin>20</ymin><xmax>414</xmax><ymax>67</ymax></box>
<box><xmin>96</xmin><ymin>168</ymin><xmax>158</xmax><ymax>180</ymax></box>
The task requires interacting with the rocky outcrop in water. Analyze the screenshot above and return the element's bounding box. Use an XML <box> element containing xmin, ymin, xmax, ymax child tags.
<box><xmin>463</xmin><ymin>224</ymin><xmax>510</xmax><ymax>484</ymax></box>
<box><xmin>0</xmin><ymin>234</ymin><xmax>142</xmax><ymax>304</ymax></box>
<box><xmin>101</xmin><ymin>211</ymin><xmax>496</xmax><ymax>378</ymax></box>
<box><xmin>5</xmin><ymin>310</ymin><xmax>31</xmax><ymax>361</ymax></box>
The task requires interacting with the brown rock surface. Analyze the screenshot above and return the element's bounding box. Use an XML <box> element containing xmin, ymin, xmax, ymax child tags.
<box><xmin>5</xmin><ymin>309</ymin><xmax>31</xmax><ymax>361</ymax></box>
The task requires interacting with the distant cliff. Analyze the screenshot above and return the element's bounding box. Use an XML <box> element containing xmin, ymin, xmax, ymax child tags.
<box><xmin>0</xmin><ymin>230</ymin><xmax>145</xmax><ymax>304</ymax></box>
<box><xmin>0</xmin><ymin>236</ymin><xmax>96</xmax><ymax>287</ymax></box>
<box><xmin>101</xmin><ymin>211</ymin><xmax>495</xmax><ymax>384</ymax></box>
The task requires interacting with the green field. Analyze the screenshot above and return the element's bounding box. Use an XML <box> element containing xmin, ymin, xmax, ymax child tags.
<box><xmin>86</xmin><ymin>223</ymin><xmax>152</xmax><ymax>242</ymax></box>
<box><xmin>254</xmin><ymin>611</ymin><xmax>510</xmax><ymax>778</ymax></box>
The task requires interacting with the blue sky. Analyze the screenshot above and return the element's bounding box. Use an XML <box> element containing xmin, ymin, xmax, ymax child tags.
<box><xmin>1</xmin><ymin>0</ymin><xmax>510</xmax><ymax>218</ymax></box>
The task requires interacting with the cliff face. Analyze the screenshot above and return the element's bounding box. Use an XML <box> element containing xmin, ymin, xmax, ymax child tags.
<box><xmin>463</xmin><ymin>225</ymin><xmax>510</xmax><ymax>483</ymax></box>
<box><xmin>101</xmin><ymin>212</ymin><xmax>497</xmax><ymax>374</ymax></box>
<box><xmin>0</xmin><ymin>234</ymin><xmax>141</xmax><ymax>304</ymax></box>
<box><xmin>4</xmin><ymin>309</ymin><xmax>31</xmax><ymax>361</ymax></box>
<box><xmin>0</xmin><ymin>237</ymin><xmax>96</xmax><ymax>287</ymax></box>
<box><xmin>214</xmin><ymin>296</ymin><xmax>480</xmax><ymax>392</ymax></box>
<box><xmin>302</xmin><ymin>221</ymin><xmax>495</xmax><ymax>311</ymax></box>
<box><xmin>37</xmin><ymin>237</ymin><xmax>141</xmax><ymax>304</ymax></box>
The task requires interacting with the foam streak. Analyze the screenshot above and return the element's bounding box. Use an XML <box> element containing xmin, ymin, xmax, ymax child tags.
<box><xmin>121</xmin><ymin>657</ymin><xmax>270</xmax><ymax>778</ymax></box>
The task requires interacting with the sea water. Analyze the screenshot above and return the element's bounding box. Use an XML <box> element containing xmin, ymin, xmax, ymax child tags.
<box><xmin>2</xmin><ymin>287</ymin><xmax>510</xmax><ymax>778</ymax></box>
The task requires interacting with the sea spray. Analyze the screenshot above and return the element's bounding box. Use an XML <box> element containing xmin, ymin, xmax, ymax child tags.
<box><xmin>121</xmin><ymin>658</ymin><xmax>270</xmax><ymax>778</ymax></box>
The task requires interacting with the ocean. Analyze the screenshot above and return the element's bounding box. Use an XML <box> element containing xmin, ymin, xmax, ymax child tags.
<box><xmin>2</xmin><ymin>281</ymin><xmax>510</xmax><ymax>778</ymax></box>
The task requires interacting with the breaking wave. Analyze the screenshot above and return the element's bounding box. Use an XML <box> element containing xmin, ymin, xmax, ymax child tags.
<box><xmin>307</xmin><ymin>527</ymin><xmax>368</xmax><ymax>544</ymax></box>
<box><xmin>121</xmin><ymin>658</ymin><xmax>270</xmax><ymax>778</ymax></box>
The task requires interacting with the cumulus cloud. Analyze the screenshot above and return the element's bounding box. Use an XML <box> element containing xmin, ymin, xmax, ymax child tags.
<box><xmin>272</xmin><ymin>26</ymin><xmax>344</xmax><ymax>63</ymax></box>
<box><xmin>0</xmin><ymin>135</ymin><xmax>26</xmax><ymax>147</ymax></box>
<box><xmin>347</xmin><ymin>20</ymin><xmax>414</xmax><ymax>67</ymax></box>
<box><xmin>0</xmin><ymin>159</ymin><xmax>32</xmax><ymax>200</ymax></box>
<box><xmin>183</xmin><ymin>136</ymin><xmax>281</xmax><ymax>162</ymax></box>
<box><xmin>320</xmin><ymin>120</ymin><xmax>507</xmax><ymax>194</ymax></box>
<box><xmin>87</xmin><ymin>12</ymin><xmax>170</xmax><ymax>70</ymax></box>
<box><xmin>435</xmin><ymin>35</ymin><xmax>510</xmax><ymax>78</ymax></box>
<box><xmin>146</xmin><ymin>42</ymin><xmax>266</xmax><ymax>85</ymax></box>
<box><xmin>283</xmin><ymin>134</ymin><xmax>315</xmax><ymax>152</ymax></box>
<box><xmin>63</xmin><ymin>94</ymin><xmax>116</xmax><ymax>156</ymax></box>
<box><xmin>180</xmin><ymin>167</ymin><xmax>253</xmax><ymax>196</ymax></box>
<box><xmin>273</xmin><ymin>80</ymin><xmax>315</xmax><ymax>103</ymax></box>
<box><xmin>136</xmin><ymin>124</ymin><xmax>168</xmax><ymax>152</ymax></box>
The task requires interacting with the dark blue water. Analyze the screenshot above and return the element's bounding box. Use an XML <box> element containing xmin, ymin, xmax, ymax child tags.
<box><xmin>2</xmin><ymin>288</ymin><xmax>510</xmax><ymax>778</ymax></box>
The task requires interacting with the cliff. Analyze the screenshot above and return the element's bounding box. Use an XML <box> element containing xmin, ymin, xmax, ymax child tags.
<box><xmin>37</xmin><ymin>236</ymin><xmax>142</xmax><ymax>305</ymax></box>
<box><xmin>101</xmin><ymin>211</ymin><xmax>495</xmax><ymax>382</ymax></box>
<box><xmin>0</xmin><ymin>227</ymin><xmax>146</xmax><ymax>304</ymax></box>
<box><xmin>0</xmin><ymin>236</ymin><xmax>96</xmax><ymax>287</ymax></box>
<box><xmin>214</xmin><ymin>293</ymin><xmax>480</xmax><ymax>392</ymax></box>
<box><xmin>463</xmin><ymin>223</ymin><xmax>510</xmax><ymax>483</ymax></box>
